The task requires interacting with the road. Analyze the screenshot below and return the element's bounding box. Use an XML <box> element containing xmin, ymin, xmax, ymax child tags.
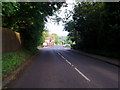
<box><xmin>9</xmin><ymin>45</ymin><xmax>118</xmax><ymax>88</ymax></box>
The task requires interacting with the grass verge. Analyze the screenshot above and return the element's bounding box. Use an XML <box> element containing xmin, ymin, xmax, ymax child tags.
<box><xmin>2</xmin><ymin>50</ymin><xmax>30</xmax><ymax>80</ymax></box>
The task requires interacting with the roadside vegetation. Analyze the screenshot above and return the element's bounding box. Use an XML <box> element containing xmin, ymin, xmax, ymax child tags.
<box><xmin>2</xmin><ymin>2</ymin><xmax>63</xmax><ymax>53</ymax></box>
<box><xmin>65</xmin><ymin>2</ymin><xmax>120</xmax><ymax>59</ymax></box>
<box><xmin>1</xmin><ymin>2</ymin><xmax>63</xmax><ymax>80</ymax></box>
<box><xmin>2</xmin><ymin>50</ymin><xmax>30</xmax><ymax>80</ymax></box>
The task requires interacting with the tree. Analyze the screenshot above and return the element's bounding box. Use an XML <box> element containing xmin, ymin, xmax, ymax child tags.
<box><xmin>65</xmin><ymin>2</ymin><xmax>120</xmax><ymax>51</ymax></box>
<box><xmin>40</xmin><ymin>30</ymin><xmax>49</xmax><ymax>45</ymax></box>
<box><xmin>51</xmin><ymin>33</ymin><xmax>60</xmax><ymax>45</ymax></box>
<box><xmin>2</xmin><ymin>2</ymin><xmax>64</xmax><ymax>53</ymax></box>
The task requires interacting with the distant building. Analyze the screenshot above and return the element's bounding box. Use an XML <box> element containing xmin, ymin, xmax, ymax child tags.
<box><xmin>43</xmin><ymin>36</ymin><xmax>55</xmax><ymax>47</ymax></box>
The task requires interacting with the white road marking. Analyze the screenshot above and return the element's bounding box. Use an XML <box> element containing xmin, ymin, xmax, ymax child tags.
<box><xmin>61</xmin><ymin>56</ymin><xmax>65</xmax><ymax>59</ymax></box>
<box><xmin>58</xmin><ymin>52</ymin><xmax>61</xmax><ymax>55</ymax></box>
<box><xmin>74</xmin><ymin>67</ymin><xmax>90</xmax><ymax>82</ymax></box>
<box><xmin>57</xmin><ymin>52</ymin><xmax>90</xmax><ymax>82</ymax></box>
<box><xmin>65</xmin><ymin>60</ymin><xmax>72</xmax><ymax>65</ymax></box>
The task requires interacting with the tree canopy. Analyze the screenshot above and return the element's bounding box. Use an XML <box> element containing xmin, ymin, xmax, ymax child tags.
<box><xmin>65</xmin><ymin>2</ymin><xmax>120</xmax><ymax>52</ymax></box>
<box><xmin>51</xmin><ymin>33</ymin><xmax>60</xmax><ymax>44</ymax></box>
<box><xmin>2</xmin><ymin>2</ymin><xmax>63</xmax><ymax>53</ymax></box>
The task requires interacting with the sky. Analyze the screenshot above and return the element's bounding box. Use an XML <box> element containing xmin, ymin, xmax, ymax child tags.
<box><xmin>45</xmin><ymin>0</ymin><xmax>75</xmax><ymax>37</ymax></box>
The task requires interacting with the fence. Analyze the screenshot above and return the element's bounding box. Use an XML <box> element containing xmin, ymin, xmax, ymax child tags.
<box><xmin>2</xmin><ymin>28</ymin><xmax>21</xmax><ymax>54</ymax></box>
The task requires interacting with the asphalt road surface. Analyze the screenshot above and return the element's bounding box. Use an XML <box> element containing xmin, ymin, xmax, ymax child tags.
<box><xmin>9</xmin><ymin>45</ymin><xmax>119</xmax><ymax>88</ymax></box>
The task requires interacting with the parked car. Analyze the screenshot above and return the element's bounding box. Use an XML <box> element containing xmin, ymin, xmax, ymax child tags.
<box><xmin>43</xmin><ymin>42</ymin><xmax>47</xmax><ymax>47</ymax></box>
<box><xmin>63</xmin><ymin>44</ymin><xmax>71</xmax><ymax>47</ymax></box>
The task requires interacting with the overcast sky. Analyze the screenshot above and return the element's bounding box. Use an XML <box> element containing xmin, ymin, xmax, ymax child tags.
<box><xmin>45</xmin><ymin>0</ymin><xmax>75</xmax><ymax>36</ymax></box>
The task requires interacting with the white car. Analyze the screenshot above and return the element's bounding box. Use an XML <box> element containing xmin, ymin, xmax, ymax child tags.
<box><xmin>63</xmin><ymin>44</ymin><xmax>71</xmax><ymax>47</ymax></box>
<box><xmin>43</xmin><ymin>42</ymin><xmax>47</xmax><ymax>47</ymax></box>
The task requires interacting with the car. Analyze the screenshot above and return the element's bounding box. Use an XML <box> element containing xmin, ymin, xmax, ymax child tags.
<box><xmin>63</xmin><ymin>44</ymin><xmax>71</xmax><ymax>47</ymax></box>
<box><xmin>43</xmin><ymin>42</ymin><xmax>47</xmax><ymax>47</ymax></box>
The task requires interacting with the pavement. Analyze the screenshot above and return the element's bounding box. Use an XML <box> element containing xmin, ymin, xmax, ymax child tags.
<box><xmin>69</xmin><ymin>49</ymin><xmax>119</xmax><ymax>67</ymax></box>
<box><xmin>7</xmin><ymin>45</ymin><xmax>119</xmax><ymax>88</ymax></box>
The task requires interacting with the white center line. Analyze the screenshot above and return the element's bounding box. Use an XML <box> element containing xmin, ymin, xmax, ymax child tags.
<box><xmin>74</xmin><ymin>67</ymin><xmax>90</xmax><ymax>81</ymax></box>
<box><xmin>65</xmin><ymin>60</ymin><xmax>72</xmax><ymax>65</ymax></box>
<box><xmin>57</xmin><ymin>52</ymin><xmax>90</xmax><ymax>82</ymax></box>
